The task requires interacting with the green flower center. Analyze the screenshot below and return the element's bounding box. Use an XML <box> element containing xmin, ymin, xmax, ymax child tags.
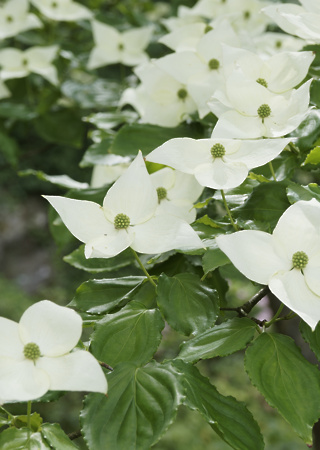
<box><xmin>6</xmin><ymin>15</ymin><xmax>13</xmax><ymax>22</ymax></box>
<box><xmin>24</xmin><ymin>343</ymin><xmax>41</xmax><ymax>361</ymax></box>
<box><xmin>157</xmin><ymin>187</ymin><xmax>167</xmax><ymax>202</ymax></box>
<box><xmin>257</xmin><ymin>104</ymin><xmax>271</xmax><ymax>120</ymax></box>
<box><xmin>256</xmin><ymin>78</ymin><xmax>268</xmax><ymax>88</ymax></box>
<box><xmin>177</xmin><ymin>88</ymin><xmax>188</xmax><ymax>100</ymax></box>
<box><xmin>114</xmin><ymin>213</ymin><xmax>130</xmax><ymax>229</ymax></box>
<box><xmin>51</xmin><ymin>1</ymin><xmax>58</xmax><ymax>7</ymax></box>
<box><xmin>292</xmin><ymin>251</ymin><xmax>309</xmax><ymax>270</ymax></box>
<box><xmin>204</xmin><ymin>25</ymin><xmax>213</xmax><ymax>33</ymax></box>
<box><xmin>243</xmin><ymin>10</ymin><xmax>251</xmax><ymax>19</ymax></box>
<box><xmin>118</xmin><ymin>43</ymin><xmax>124</xmax><ymax>51</ymax></box>
<box><xmin>22</xmin><ymin>58</ymin><xmax>28</xmax><ymax>66</ymax></box>
<box><xmin>211</xmin><ymin>143</ymin><xmax>226</xmax><ymax>158</ymax></box>
<box><xmin>208</xmin><ymin>58</ymin><xmax>220</xmax><ymax>70</ymax></box>
<box><xmin>275</xmin><ymin>40</ymin><xmax>282</xmax><ymax>49</ymax></box>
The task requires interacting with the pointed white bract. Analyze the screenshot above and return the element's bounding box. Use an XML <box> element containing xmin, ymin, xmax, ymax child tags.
<box><xmin>147</xmin><ymin>137</ymin><xmax>291</xmax><ymax>190</ymax></box>
<box><xmin>0</xmin><ymin>0</ymin><xmax>42</xmax><ymax>40</ymax></box>
<box><xmin>44</xmin><ymin>152</ymin><xmax>203</xmax><ymax>258</ymax></box>
<box><xmin>0</xmin><ymin>300</ymin><xmax>107</xmax><ymax>403</ymax></box>
<box><xmin>88</xmin><ymin>21</ymin><xmax>153</xmax><ymax>69</ymax></box>
<box><xmin>0</xmin><ymin>46</ymin><xmax>59</xmax><ymax>85</ymax></box>
<box><xmin>252</xmin><ymin>32</ymin><xmax>305</xmax><ymax>57</ymax></box>
<box><xmin>216</xmin><ymin>199</ymin><xmax>320</xmax><ymax>330</ymax></box>
<box><xmin>31</xmin><ymin>0</ymin><xmax>92</xmax><ymax>21</ymax></box>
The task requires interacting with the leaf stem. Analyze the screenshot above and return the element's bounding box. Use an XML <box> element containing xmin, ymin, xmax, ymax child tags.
<box><xmin>131</xmin><ymin>249</ymin><xmax>157</xmax><ymax>288</ymax></box>
<box><xmin>268</xmin><ymin>161</ymin><xmax>277</xmax><ymax>181</ymax></box>
<box><xmin>27</xmin><ymin>401</ymin><xmax>32</xmax><ymax>429</ymax></box>
<box><xmin>265</xmin><ymin>303</ymin><xmax>284</xmax><ymax>327</ymax></box>
<box><xmin>221</xmin><ymin>189</ymin><xmax>239</xmax><ymax>231</ymax></box>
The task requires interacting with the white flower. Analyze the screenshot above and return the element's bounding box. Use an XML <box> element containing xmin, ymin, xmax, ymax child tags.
<box><xmin>31</xmin><ymin>0</ymin><xmax>92</xmax><ymax>22</ymax></box>
<box><xmin>158</xmin><ymin>22</ymin><xmax>208</xmax><ymax>53</ymax></box>
<box><xmin>178</xmin><ymin>0</ymin><xmax>229</xmax><ymax>20</ymax></box>
<box><xmin>120</xmin><ymin>62</ymin><xmax>197</xmax><ymax>127</ymax></box>
<box><xmin>209</xmin><ymin>69</ymin><xmax>312</xmax><ymax>139</ymax></box>
<box><xmin>0</xmin><ymin>0</ymin><xmax>42</xmax><ymax>40</ymax></box>
<box><xmin>87</xmin><ymin>21</ymin><xmax>153</xmax><ymax>69</ymax></box>
<box><xmin>263</xmin><ymin>1</ymin><xmax>320</xmax><ymax>43</ymax></box>
<box><xmin>150</xmin><ymin>168</ymin><xmax>203</xmax><ymax>223</ymax></box>
<box><xmin>216</xmin><ymin>199</ymin><xmax>320</xmax><ymax>330</ymax></box>
<box><xmin>146</xmin><ymin>137</ymin><xmax>291</xmax><ymax>190</ymax></box>
<box><xmin>252</xmin><ymin>32</ymin><xmax>305</xmax><ymax>57</ymax></box>
<box><xmin>91</xmin><ymin>155</ymin><xmax>131</xmax><ymax>188</ymax></box>
<box><xmin>44</xmin><ymin>152</ymin><xmax>203</xmax><ymax>258</ymax></box>
<box><xmin>222</xmin><ymin>45</ymin><xmax>314</xmax><ymax>94</ymax></box>
<box><xmin>0</xmin><ymin>300</ymin><xmax>107</xmax><ymax>403</ymax></box>
<box><xmin>0</xmin><ymin>79</ymin><xmax>11</xmax><ymax>100</ymax></box>
<box><xmin>0</xmin><ymin>46</ymin><xmax>59</xmax><ymax>85</ymax></box>
<box><xmin>223</xmin><ymin>0</ymin><xmax>272</xmax><ymax>36</ymax></box>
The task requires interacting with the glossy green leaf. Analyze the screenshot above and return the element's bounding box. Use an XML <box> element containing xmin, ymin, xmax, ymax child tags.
<box><xmin>286</xmin><ymin>182</ymin><xmax>320</xmax><ymax>204</ymax></box>
<box><xmin>19</xmin><ymin>169</ymin><xmax>89</xmax><ymax>190</ymax></box>
<box><xmin>300</xmin><ymin>320</ymin><xmax>320</xmax><ymax>361</ymax></box>
<box><xmin>156</xmin><ymin>273</ymin><xmax>219</xmax><ymax>336</ymax></box>
<box><xmin>70</xmin><ymin>276</ymin><xmax>145</xmax><ymax>314</ymax></box>
<box><xmin>83</xmin><ymin>110</ymin><xmax>138</xmax><ymax>130</ymax></box>
<box><xmin>61</xmin><ymin>79</ymin><xmax>120</xmax><ymax>109</ymax></box>
<box><xmin>292</xmin><ymin>109</ymin><xmax>320</xmax><ymax>151</ymax></box>
<box><xmin>80</xmin><ymin>140</ymin><xmax>128</xmax><ymax>167</ymax></box>
<box><xmin>302</xmin><ymin>146</ymin><xmax>320</xmax><ymax>166</ymax></box>
<box><xmin>41</xmin><ymin>423</ymin><xmax>78</xmax><ymax>449</ymax></box>
<box><xmin>0</xmin><ymin>428</ymin><xmax>50</xmax><ymax>449</ymax></box>
<box><xmin>172</xmin><ymin>360</ymin><xmax>264</xmax><ymax>450</ymax></box>
<box><xmin>81</xmin><ymin>361</ymin><xmax>181</xmax><ymax>450</ymax></box>
<box><xmin>0</xmin><ymin>102</ymin><xmax>37</xmax><ymax>120</ymax></box>
<box><xmin>90</xmin><ymin>301</ymin><xmax>164</xmax><ymax>366</ymax></box>
<box><xmin>178</xmin><ymin>318</ymin><xmax>257</xmax><ymax>363</ymax></box>
<box><xmin>12</xmin><ymin>412</ymin><xmax>42</xmax><ymax>432</ymax></box>
<box><xmin>202</xmin><ymin>244</ymin><xmax>230</xmax><ymax>276</ymax></box>
<box><xmin>109</xmin><ymin>123</ymin><xmax>203</xmax><ymax>157</ymax></box>
<box><xmin>245</xmin><ymin>332</ymin><xmax>320</xmax><ymax>444</ymax></box>
<box><xmin>0</xmin><ymin>131</ymin><xmax>19</xmax><ymax>166</ymax></box>
<box><xmin>63</xmin><ymin>245</ymin><xmax>134</xmax><ymax>273</ymax></box>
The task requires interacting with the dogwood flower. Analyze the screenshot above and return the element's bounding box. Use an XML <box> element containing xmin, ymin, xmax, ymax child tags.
<box><xmin>263</xmin><ymin>1</ymin><xmax>320</xmax><ymax>43</ymax></box>
<box><xmin>150</xmin><ymin>168</ymin><xmax>203</xmax><ymax>223</ymax></box>
<box><xmin>216</xmin><ymin>199</ymin><xmax>320</xmax><ymax>330</ymax></box>
<box><xmin>158</xmin><ymin>22</ymin><xmax>208</xmax><ymax>52</ymax></box>
<box><xmin>88</xmin><ymin>21</ymin><xmax>153</xmax><ymax>69</ymax></box>
<box><xmin>146</xmin><ymin>137</ymin><xmax>291</xmax><ymax>190</ymax></box>
<box><xmin>0</xmin><ymin>46</ymin><xmax>59</xmax><ymax>85</ymax></box>
<box><xmin>91</xmin><ymin>155</ymin><xmax>131</xmax><ymax>188</ymax></box>
<box><xmin>252</xmin><ymin>32</ymin><xmax>305</xmax><ymax>57</ymax></box>
<box><xmin>0</xmin><ymin>300</ymin><xmax>107</xmax><ymax>403</ymax></box>
<box><xmin>31</xmin><ymin>0</ymin><xmax>92</xmax><ymax>21</ymax></box>
<box><xmin>0</xmin><ymin>0</ymin><xmax>42</xmax><ymax>40</ymax></box>
<box><xmin>44</xmin><ymin>152</ymin><xmax>203</xmax><ymax>258</ymax></box>
<box><xmin>209</xmin><ymin>70</ymin><xmax>312</xmax><ymax>139</ymax></box>
<box><xmin>0</xmin><ymin>79</ymin><xmax>10</xmax><ymax>100</ymax></box>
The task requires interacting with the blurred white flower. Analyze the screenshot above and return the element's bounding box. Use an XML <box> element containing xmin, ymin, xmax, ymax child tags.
<box><xmin>159</xmin><ymin>22</ymin><xmax>208</xmax><ymax>52</ymax></box>
<box><xmin>31</xmin><ymin>0</ymin><xmax>92</xmax><ymax>21</ymax></box>
<box><xmin>147</xmin><ymin>137</ymin><xmax>290</xmax><ymax>190</ymax></box>
<box><xmin>88</xmin><ymin>21</ymin><xmax>153</xmax><ymax>69</ymax></box>
<box><xmin>252</xmin><ymin>32</ymin><xmax>305</xmax><ymax>57</ymax></box>
<box><xmin>45</xmin><ymin>152</ymin><xmax>203</xmax><ymax>258</ymax></box>
<box><xmin>216</xmin><ymin>199</ymin><xmax>320</xmax><ymax>330</ymax></box>
<box><xmin>0</xmin><ymin>0</ymin><xmax>42</xmax><ymax>40</ymax></box>
<box><xmin>150</xmin><ymin>167</ymin><xmax>203</xmax><ymax>223</ymax></box>
<box><xmin>0</xmin><ymin>79</ymin><xmax>11</xmax><ymax>100</ymax></box>
<box><xmin>0</xmin><ymin>300</ymin><xmax>107</xmax><ymax>403</ymax></box>
<box><xmin>0</xmin><ymin>46</ymin><xmax>59</xmax><ymax>85</ymax></box>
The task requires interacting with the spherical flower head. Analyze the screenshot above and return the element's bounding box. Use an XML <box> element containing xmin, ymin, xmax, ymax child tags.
<box><xmin>292</xmin><ymin>251</ymin><xmax>308</xmax><ymax>270</ymax></box>
<box><xmin>177</xmin><ymin>88</ymin><xmax>188</xmax><ymax>100</ymax></box>
<box><xmin>256</xmin><ymin>78</ymin><xmax>268</xmax><ymax>88</ymax></box>
<box><xmin>208</xmin><ymin>58</ymin><xmax>220</xmax><ymax>70</ymax></box>
<box><xmin>257</xmin><ymin>104</ymin><xmax>271</xmax><ymax>120</ymax></box>
<box><xmin>204</xmin><ymin>24</ymin><xmax>213</xmax><ymax>33</ymax></box>
<box><xmin>23</xmin><ymin>342</ymin><xmax>41</xmax><ymax>361</ymax></box>
<box><xmin>157</xmin><ymin>187</ymin><xmax>167</xmax><ymax>202</ymax></box>
<box><xmin>211</xmin><ymin>143</ymin><xmax>225</xmax><ymax>158</ymax></box>
<box><xmin>114</xmin><ymin>213</ymin><xmax>130</xmax><ymax>229</ymax></box>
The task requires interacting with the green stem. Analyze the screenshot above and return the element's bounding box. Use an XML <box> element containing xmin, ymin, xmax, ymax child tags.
<box><xmin>268</xmin><ymin>161</ymin><xmax>277</xmax><ymax>181</ymax></box>
<box><xmin>221</xmin><ymin>189</ymin><xmax>239</xmax><ymax>231</ymax></box>
<box><xmin>0</xmin><ymin>406</ymin><xmax>12</xmax><ymax>419</ymax></box>
<box><xmin>27</xmin><ymin>401</ymin><xmax>32</xmax><ymax>429</ymax></box>
<box><xmin>131</xmin><ymin>249</ymin><xmax>157</xmax><ymax>288</ymax></box>
<box><xmin>265</xmin><ymin>303</ymin><xmax>284</xmax><ymax>327</ymax></box>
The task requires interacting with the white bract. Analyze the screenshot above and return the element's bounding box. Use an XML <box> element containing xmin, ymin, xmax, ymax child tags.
<box><xmin>263</xmin><ymin>1</ymin><xmax>320</xmax><ymax>43</ymax></box>
<box><xmin>0</xmin><ymin>300</ymin><xmax>107</xmax><ymax>403</ymax></box>
<box><xmin>44</xmin><ymin>152</ymin><xmax>203</xmax><ymax>258</ymax></box>
<box><xmin>0</xmin><ymin>79</ymin><xmax>10</xmax><ymax>100</ymax></box>
<box><xmin>88</xmin><ymin>21</ymin><xmax>153</xmax><ymax>69</ymax></box>
<box><xmin>216</xmin><ymin>199</ymin><xmax>320</xmax><ymax>330</ymax></box>
<box><xmin>31</xmin><ymin>0</ymin><xmax>92</xmax><ymax>21</ymax></box>
<box><xmin>252</xmin><ymin>32</ymin><xmax>305</xmax><ymax>57</ymax></box>
<box><xmin>209</xmin><ymin>69</ymin><xmax>312</xmax><ymax>139</ymax></box>
<box><xmin>0</xmin><ymin>46</ymin><xmax>59</xmax><ymax>85</ymax></box>
<box><xmin>91</xmin><ymin>155</ymin><xmax>131</xmax><ymax>188</ymax></box>
<box><xmin>0</xmin><ymin>0</ymin><xmax>42</xmax><ymax>40</ymax></box>
<box><xmin>159</xmin><ymin>22</ymin><xmax>208</xmax><ymax>52</ymax></box>
<box><xmin>147</xmin><ymin>137</ymin><xmax>291</xmax><ymax>190</ymax></box>
<box><xmin>120</xmin><ymin>62</ymin><xmax>196</xmax><ymax>127</ymax></box>
<box><xmin>150</xmin><ymin>168</ymin><xmax>203</xmax><ymax>223</ymax></box>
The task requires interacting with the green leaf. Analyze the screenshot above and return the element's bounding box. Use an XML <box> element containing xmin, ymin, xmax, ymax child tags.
<box><xmin>63</xmin><ymin>245</ymin><xmax>134</xmax><ymax>273</ymax></box>
<box><xmin>302</xmin><ymin>146</ymin><xmax>320</xmax><ymax>166</ymax></box>
<box><xmin>172</xmin><ymin>360</ymin><xmax>264</xmax><ymax>450</ymax></box>
<box><xmin>202</xmin><ymin>244</ymin><xmax>230</xmax><ymax>276</ymax></box>
<box><xmin>80</xmin><ymin>139</ymin><xmax>128</xmax><ymax>167</ymax></box>
<box><xmin>0</xmin><ymin>131</ymin><xmax>19</xmax><ymax>166</ymax></box>
<box><xmin>61</xmin><ymin>79</ymin><xmax>120</xmax><ymax>109</ymax></box>
<box><xmin>70</xmin><ymin>276</ymin><xmax>145</xmax><ymax>314</ymax></box>
<box><xmin>233</xmin><ymin>181</ymin><xmax>290</xmax><ymax>231</ymax></box>
<box><xmin>90</xmin><ymin>301</ymin><xmax>164</xmax><ymax>367</ymax></box>
<box><xmin>109</xmin><ymin>123</ymin><xmax>203</xmax><ymax>157</ymax></box>
<box><xmin>0</xmin><ymin>428</ymin><xmax>50</xmax><ymax>449</ymax></box>
<box><xmin>41</xmin><ymin>423</ymin><xmax>78</xmax><ymax>449</ymax></box>
<box><xmin>291</xmin><ymin>109</ymin><xmax>320</xmax><ymax>151</ymax></box>
<box><xmin>83</xmin><ymin>110</ymin><xmax>138</xmax><ymax>130</ymax></box>
<box><xmin>81</xmin><ymin>361</ymin><xmax>181</xmax><ymax>450</ymax></box>
<box><xmin>19</xmin><ymin>169</ymin><xmax>89</xmax><ymax>190</ymax></box>
<box><xmin>178</xmin><ymin>318</ymin><xmax>257</xmax><ymax>363</ymax></box>
<box><xmin>287</xmin><ymin>182</ymin><xmax>320</xmax><ymax>203</ymax></box>
<box><xmin>0</xmin><ymin>102</ymin><xmax>37</xmax><ymax>120</ymax></box>
<box><xmin>156</xmin><ymin>273</ymin><xmax>219</xmax><ymax>336</ymax></box>
<box><xmin>245</xmin><ymin>332</ymin><xmax>320</xmax><ymax>444</ymax></box>
<box><xmin>12</xmin><ymin>412</ymin><xmax>42</xmax><ymax>432</ymax></box>
<box><xmin>300</xmin><ymin>320</ymin><xmax>320</xmax><ymax>361</ymax></box>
